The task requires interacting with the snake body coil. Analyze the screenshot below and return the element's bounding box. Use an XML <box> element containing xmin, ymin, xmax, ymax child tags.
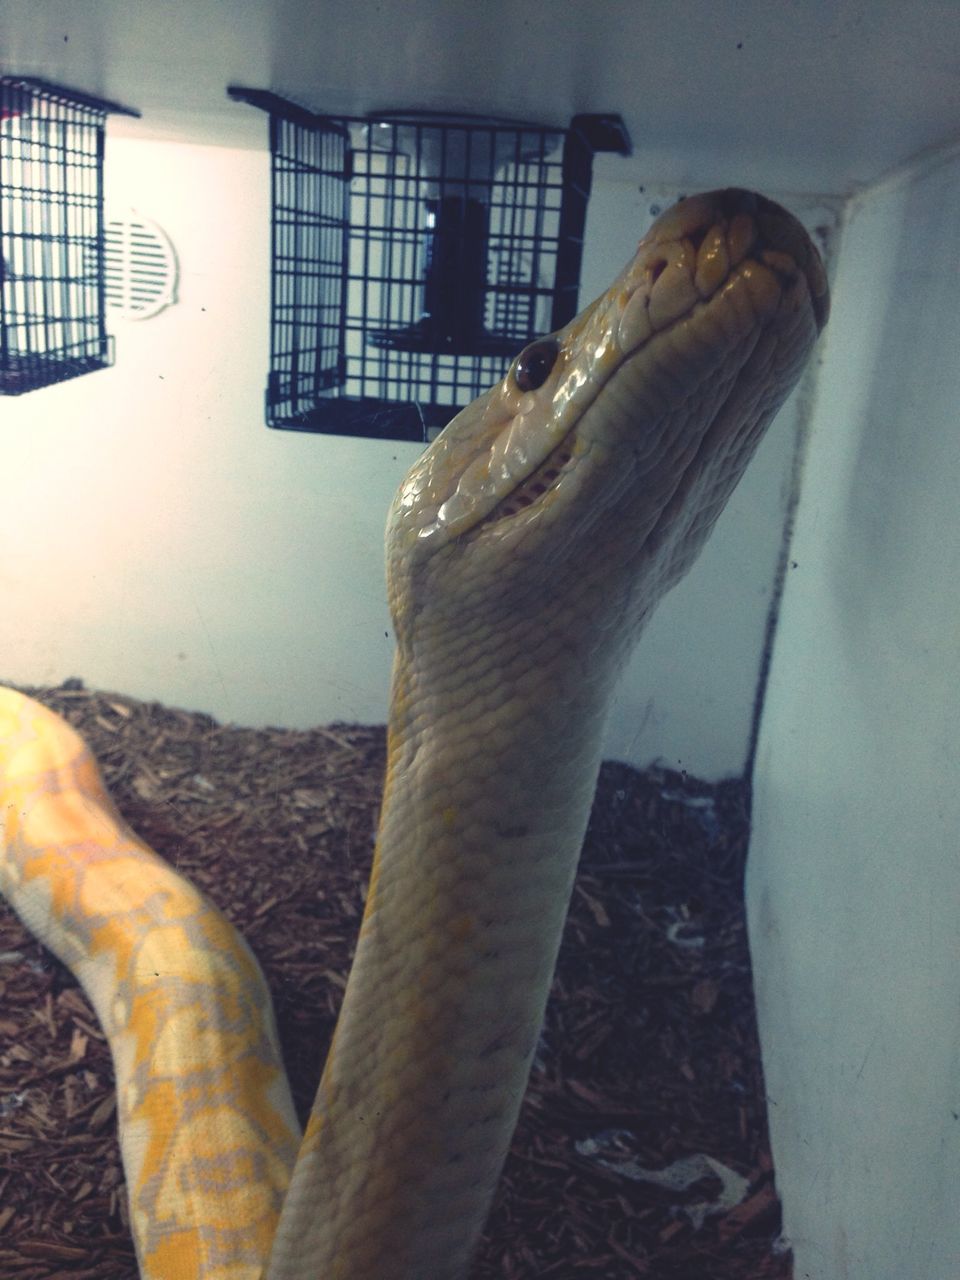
<box><xmin>0</xmin><ymin>189</ymin><xmax>827</xmax><ymax>1279</ymax></box>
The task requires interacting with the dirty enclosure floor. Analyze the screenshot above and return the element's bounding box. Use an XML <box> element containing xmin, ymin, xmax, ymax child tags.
<box><xmin>0</xmin><ymin>684</ymin><xmax>790</xmax><ymax>1278</ymax></box>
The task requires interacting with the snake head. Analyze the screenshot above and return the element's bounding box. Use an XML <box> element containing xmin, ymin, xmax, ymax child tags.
<box><xmin>386</xmin><ymin>189</ymin><xmax>828</xmax><ymax>661</ymax></box>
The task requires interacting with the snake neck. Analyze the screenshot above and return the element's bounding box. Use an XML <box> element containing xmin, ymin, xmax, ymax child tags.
<box><xmin>264</xmin><ymin>641</ymin><xmax>616</xmax><ymax>1280</ymax></box>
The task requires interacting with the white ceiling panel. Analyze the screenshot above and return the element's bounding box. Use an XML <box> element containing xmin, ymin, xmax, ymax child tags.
<box><xmin>3</xmin><ymin>0</ymin><xmax>959</xmax><ymax>193</ymax></box>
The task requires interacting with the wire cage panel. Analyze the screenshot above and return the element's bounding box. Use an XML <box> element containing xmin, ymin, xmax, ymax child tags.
<box><xmin>268</xmin><ymin>111</ymin><xmax>349</xmax><ymax>427</ymax></box>
<box><xmin>0</xmin><ymin>77</ymin><xmax>138</xmax><ymax>395</ymax></box>
<box><xmin>228</xmin><ymin>90</ymin><xmax>630</xmax><ymax>441</ymax></box>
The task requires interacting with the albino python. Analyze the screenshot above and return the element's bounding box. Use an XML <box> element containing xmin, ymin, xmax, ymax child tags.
<box><xmin>0</xmin><ymin>189</ymin><xmax>827</xmax><ymax>1279</ymax></box>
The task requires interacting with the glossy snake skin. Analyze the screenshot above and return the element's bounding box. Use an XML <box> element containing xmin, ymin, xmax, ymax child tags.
<box><xmin>0</xmin><ymin>190</ymin><xmax>827</xmax><ymax>1279</ymax></box>
<box><xmin>0</xmin><ymin>689</ymin><xmax>301</xmax><ymax>1276</ymax></box>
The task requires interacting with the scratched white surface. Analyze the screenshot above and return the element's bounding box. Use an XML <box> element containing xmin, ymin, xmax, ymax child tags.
<box><xmin>749</xmin><ymin>146</ymin><xmax>960</xmax><ymax>1280</ymax></box>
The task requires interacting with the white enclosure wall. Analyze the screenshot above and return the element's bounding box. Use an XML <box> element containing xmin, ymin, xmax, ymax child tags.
<box><xmin>0</xmin><ymin>136</ymin><xmax>412</xmax><ymax>732</ymax></box>
<box><xmin>0</xmin><ymin>131</ymin><xmax>825</xmax><ymax>778</ymax></box>
<box><xmin>747</xmin><ymin>146</ymin><xmax>960</xmax><ymax>1280</ymax></box>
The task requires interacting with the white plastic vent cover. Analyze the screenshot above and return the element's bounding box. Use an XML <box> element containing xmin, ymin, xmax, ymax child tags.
<box><xmin>103</xmin><ymin>210</ymin><xmax>178</xmax><ymax>320</ymax></box>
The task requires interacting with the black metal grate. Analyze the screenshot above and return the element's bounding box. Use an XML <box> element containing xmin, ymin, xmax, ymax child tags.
<box><xmin>0</xmin><ymin>77</ymin><xmax>138</xmax><ymax>395</ymax></box>
<box><xmin>228</xmin><ymin>90</ymin><xmax>629</xmax><ymax>441</ymax></box>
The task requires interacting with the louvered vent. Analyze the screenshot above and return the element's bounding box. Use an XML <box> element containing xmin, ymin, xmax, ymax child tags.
<box><xmin>104</xmin><ymin>210</ymin><xmax>177</xmax><ymax>320</ymax></box>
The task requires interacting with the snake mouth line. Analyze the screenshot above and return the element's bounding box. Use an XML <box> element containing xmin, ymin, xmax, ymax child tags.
<box><xmin>484</xmin><ymin>437</ymin><xmax>577</xmax><ymax>521</ymax></box>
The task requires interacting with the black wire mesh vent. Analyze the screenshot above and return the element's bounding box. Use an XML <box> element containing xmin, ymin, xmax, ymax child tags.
<box><xmin>228</xmin><ymin>90</ymin><xmax>629</xmax><ymax>441</ymax></box>
<box><xmin>0</xmin><ymin>77</ymin><xmax>138</xmax><ymax>395</ymax></box>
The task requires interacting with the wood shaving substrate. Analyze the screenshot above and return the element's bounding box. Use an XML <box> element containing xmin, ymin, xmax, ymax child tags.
<box><xmin>0</xmin><ymin>682</ymin><xmax>791</xmax><ymax>1279</ymax></box>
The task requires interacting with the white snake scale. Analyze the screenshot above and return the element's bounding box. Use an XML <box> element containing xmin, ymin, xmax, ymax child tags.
<box><xmin>0</xmin><ymin>189</ymin><xmax>827</xmax><ymax>1279</ymax></box>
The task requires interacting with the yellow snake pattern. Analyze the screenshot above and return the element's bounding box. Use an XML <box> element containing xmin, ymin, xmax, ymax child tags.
<box><xmin>0</xmin><ymin>686</ymin><xmax>301</xmax><ymax>1279</ymax></box>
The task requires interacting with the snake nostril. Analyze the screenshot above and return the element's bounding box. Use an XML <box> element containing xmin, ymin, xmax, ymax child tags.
<box><xmin>686</xmin><ymin>227</ymin><xmax>708</xmax><ymax>253</ymax></box>
<box><xmin>648</xmin><ymin>258</ymin><xmax>667</xmax><ymax>285</ymax></box>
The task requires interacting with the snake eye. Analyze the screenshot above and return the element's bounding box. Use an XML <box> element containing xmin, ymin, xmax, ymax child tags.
<box><xmin>513</xmin><ymin>338</ymin><xmax>559</xmax><ymax>392</ymax></box>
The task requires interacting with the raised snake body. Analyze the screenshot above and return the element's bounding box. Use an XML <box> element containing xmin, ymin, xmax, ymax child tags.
<box><xmin>0</xmin><ymin>189</ymin><xmax>827</xmax><ymax>1279</ymax></box>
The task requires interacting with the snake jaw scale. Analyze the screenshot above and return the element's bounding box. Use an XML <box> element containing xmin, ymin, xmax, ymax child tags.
<box><xmin>616</xmin><ymin>284</ymin><xmax>654</xmax><ymax>353</ymax></box>
<box><xmin>739</xmin><ymin>259</ymin><xmax>785</xmax><ymax>318</ymax></box>
<box><xmin>646</xmin><ymin>240</ymin><xmax>700</xmax><ymax>330</ymax></box>
<box><xmin>694</xmin><ymin>224</ymin><xmax>731</xmax><ymax>299</ymax></box>
<box><xmin>726</xmin><ymin>211</ymin><xmax>758</xmax><ymax>267</ymax></box>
